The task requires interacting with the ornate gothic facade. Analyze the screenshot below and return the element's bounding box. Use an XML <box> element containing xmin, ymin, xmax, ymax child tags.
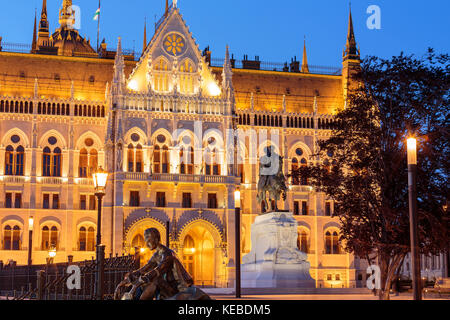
<box><xmin>1</xmin><ymin>1</ymin><xmax>445</xmax><ymax>288</ymax></box>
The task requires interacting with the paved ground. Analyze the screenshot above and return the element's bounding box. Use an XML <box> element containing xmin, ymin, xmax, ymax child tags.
<box><xmin>211</xmin><ymin>293</ymin><xmax>449</xmax><ymax>300</ymax></box>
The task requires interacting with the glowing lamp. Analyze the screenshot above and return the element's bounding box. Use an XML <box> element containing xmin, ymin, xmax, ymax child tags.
<box><xmin>407</xmin><ymin>137</ymin><xmax>417</xmax><ymax>165</ymax></box>
<box><xmin>28</xmin><ymin>217</ymin><xmax>34</xmax><ymax>231</ymax></box>
<box><xmin>140</xmin><ymin>248</ymin><xmax>146</xmax><ymax>254</ymax></box>
<box><xmin>48</xmin><ymin>248</ymin><xmax>56</xmax><ymax>258</ymax></box>
<box><xmin>234</xmin><ymin>190</ymin><xmax>241</xmax><ymax>209</ymax></box>
<box><xmin>93</xmin><ymin>167</ymin><xmax>108</xmax><ymax>193</ymax></box>
<box><xmin>207</xmin><ymin>82</ymin><xmax>221</xmax><ymax>96</ymax></box>
<box><xmin>127</xmin><ymin>79</ymin><xmax>139</xmax><ymax>91</ymax></box>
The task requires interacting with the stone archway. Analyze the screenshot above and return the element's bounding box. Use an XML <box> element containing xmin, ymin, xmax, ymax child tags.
<box><xmin>178</xmin><ymin>219</ymin><xmax>224</xmax><ymax>287</ymax></box>
<box><xmin>125</xmin><ymin>217</ymin><xmax>167</xmax><ymax>266</ymax></box>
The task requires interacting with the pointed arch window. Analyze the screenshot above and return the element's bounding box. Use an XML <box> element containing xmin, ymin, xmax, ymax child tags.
<box><xmin>78</xmin><ymin>226</ymin><xmax>87</xmax><ymax>251</ymax></box>
<box><xmin>78</xmin><ymin>226</ymin><xmax>95</xmax><ymax>251</ymax></box>
<box><xmin>153</xmin><ymin>135</ymin><xmax>170</xmax><ymax>174</ymax></box>
<box><xmin>153</xmin><ymin>57</ymin><xmax>170</xmax><ymax>92</ymax></box>
<box><xmin>153</xmin><ymin>145</ymin><xmax>161</xmax><ymax>173</ymax></box>
<box><xmin>5</xmin><ymin>145</ymin><xmax>25</xmax><ymax>176</ymax></box>
<box><xmin>180</xmin><ymin>146</ymin><xmax>194</xmax><ymax>174</ymax></box>
<box><xmin>11</xmin><ymin>225</ymin><xmax>21</xmax><ymax>250</ymax></box>
<box><xmin>127</xmin><ymin>141</ymin><xmax>143</xmax><ymax>173</ymax></box>
<box><xmin>297</xmin><ymin>230</ymin><xmax>309</xmax><ymax>253</ymax></box>
<box><xmin>41</xmin><ymin>226</ymin><xmax>50</xmax><ymax>250</ymax></box>
<box><xmin>135</xmin><ymin>145</ymin><xmax>143</xmax><ymax>173</ymax></box>
<box><xmin>179</xmin><ymin>59</ymin><xmax>195</xmax><ymax>94</ymax></box>
<box><xmin>183</xmin><ymin>235</ymin><xmax>195</xmax><ymax>276</ymax></box>
<box><xmin>79</xmin><ymin>149</ymin><xmax>88</xmax><ymax>177</ymax></box>
<box><xmin>162</xmin><ymin>145</ymin><xmax>169</xmax><ymax>173</ymax></box>
<box><xmin>127</xmin><ymin>144</ymin><xmax>135</xmax><ymax>172</ymax></box>
<box><xmin>3</xmin><ymin>225</ymin><xmax>12</xmax><ymax>250</ymax></box>
<box><xmin>325</xmin><ymin>230</ymin><xmax>341</xmax><ymax>254</ymax></box>
<box><xmin>205</xmin><ymin>148</ymin><xmax>220</xmax><ymax>176</ymax></box>
<box><xmin>43</xmin><ymin>146</ymin><xmax>62</xmax><ymax>177</ymax></box>
<box><xmin>89</xmin><ymin>149</ymin><xmax>98</xmax><ymax>176</ymax></box>
<box><xmin>291</xmin><ymin>148</ymin><xmax>308</xmax><ymax>185</ymax></box>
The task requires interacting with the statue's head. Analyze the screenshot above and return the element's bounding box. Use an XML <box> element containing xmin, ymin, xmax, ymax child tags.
<box><xmin>264</xmin><ymin>146</ymin><xmax>273</xmax><ymax>157</ymax></box>
<box><xmin>144</xmin><ymin>228</ymin><xmax>161</xmax><ymax>250</ymax></box>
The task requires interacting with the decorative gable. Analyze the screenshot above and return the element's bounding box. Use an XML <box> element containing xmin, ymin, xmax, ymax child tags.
<box><xmin>127</xmin><ymin>7</ymin><xmax>221</xmax><ymax>97</ymax></box>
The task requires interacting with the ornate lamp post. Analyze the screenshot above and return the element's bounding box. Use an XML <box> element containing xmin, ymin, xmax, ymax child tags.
<box><xmin>407</xmin><ymin>137</ymin><xmax>421</xmax><ymax>300</ymax></box>
<box><xmin>93</xmin><ymin>166</ymin><xmax>108</xmax><ymax>300</ymax></box>
<box><xmin>234</xmin><ymin>189</ymin><xmax>241</xmax><ymax>298</ymax></box>
<box><xmin>47</xmin><ymin>247</ymin><xmax>56</xmax><ymax>265</ymax></box>
<box><xmin>27</xmin><ymin>216</ymin><xmax>34</xmax><ymax>266</ymax></box>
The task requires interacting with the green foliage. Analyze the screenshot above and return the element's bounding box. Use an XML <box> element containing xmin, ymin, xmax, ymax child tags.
<box><xmin>293</xmin><ymin>49</ymin><xmax>449</xmax><ymax>297</ymax></box>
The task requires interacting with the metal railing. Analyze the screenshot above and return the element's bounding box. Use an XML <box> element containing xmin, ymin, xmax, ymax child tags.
<box><xmin>210</xmin><ymin>58</ymin><xmax>341</xmax><ymax>76</ymax></box>
<box><xmin>0</xmin><ymin>41</ymin><xmax>138</xmax><ymax>61</ymax></box>
<box><xmin>0</xmin><ymin>253</ymin><xmax>140</xmax><ymax>300</ymax></box>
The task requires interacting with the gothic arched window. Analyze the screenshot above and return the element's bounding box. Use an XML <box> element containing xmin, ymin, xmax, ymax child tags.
<box><xmin>179</xmin><ymin>59</ymin><xmax>195</xmax><ymax>94</ymax></box>
<box><xmin>291</xmin><ymin>148</ymin><xmax>308</xmax><ymax>186</ymax></box>
<box><xmin>325</xmin><ymin>230</ymin><xmax>341</xmax><ymax>254</ymax></box>
<box><xmin>5</xmin><ymin>145</ymin><xmax>25</xmax><ymax>176</ymax></box>
<box><xmin>153</xmin><ymin>57</ymin><xmax>170</xmax><ymax>92</ymax></box>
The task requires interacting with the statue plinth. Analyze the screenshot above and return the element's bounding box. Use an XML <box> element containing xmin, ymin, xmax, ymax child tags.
<box><xmin>242</xmin><ymin>211</ymin><xmax>315</xmax><ymax>288</ymax></box>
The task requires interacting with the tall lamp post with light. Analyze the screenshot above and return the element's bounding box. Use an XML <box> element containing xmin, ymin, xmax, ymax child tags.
<box><xmin>93</xmin><ymin>166</ymin><xmax>108</xmax><ymax>300</ymax></box>
<box><xmin>234</xmin><ymin>189</ymin><xmax>241</xmax><ymax>299</ymax></box>
<box><xmin>27</xmin><ymin>217</ymin><xmax>34</xmax><ymax>266</ymax></box>
<box><xmin>407</xmin><ymin>137</ymin><xmax>422</xmax><ymax>300</ymax></box>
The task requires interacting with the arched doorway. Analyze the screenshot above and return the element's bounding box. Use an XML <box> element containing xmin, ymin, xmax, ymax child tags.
<box><xmin>180</xmin><ymin>221</ymin><xmax>221</xmax><ymax>287</ymax></box>
<box><xmin>126</xmin><ymin>218</ymin><xmax>167</xmax><ymax>266</ymax></box>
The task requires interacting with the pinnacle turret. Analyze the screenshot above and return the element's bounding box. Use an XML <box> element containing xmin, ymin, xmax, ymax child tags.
<box><xmin>343</xmin><ymin>7</ymin><xmax>360</xmax><ymax>61</ymax></box>
<box><xmin>301</xmin><ymin>39</ymin><xmax>309</xmax><ymax>73</ymax></box>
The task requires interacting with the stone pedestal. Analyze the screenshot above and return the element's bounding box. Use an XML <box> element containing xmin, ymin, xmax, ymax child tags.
<box><xmin>242</xmin><ymin>211</ymin><xmax>315</xmax><ymax>288</ymax></box>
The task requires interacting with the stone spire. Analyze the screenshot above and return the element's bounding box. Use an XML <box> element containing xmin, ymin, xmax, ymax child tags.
<box><xmin>143</xmin><ymin>18</ymin><xmax>147</xmax><ymax>54</ymax></box>
<box><xmin>301</xmin><ymin>38</ymin><xmax>309</xmax><ymax>73</ymax></box>
<box><xmin>112</xmin><ymin>37</ymin><xmax>126</xmax><ymax>95</ymax></box>
<box><xmin>165</xmin><ymin>0</ymin><xmax>169</xmax><ymax>16</ymax></box>
<box><xmin>37</xmin><ymin>0</ymin><xmax>50</xmax><ymax>47</ymax></box>
<box><xmin>59</xmin><ymin>0</ymin><xmax>74</xmax><ymax>29</ymax></box>
<box><xmin>343</xmin><ymin>7</ymin><xmax>360</xmax><ymax>60</ymax></box>
<box><xmin>31</xmin><ymin>9</ymin><xmax>37</xmax><ymax>53</ymax></box>
<box><xmin>222</xmin><ymin>45</ymin><xmax>233</xmax><ymax>89</ymax></box>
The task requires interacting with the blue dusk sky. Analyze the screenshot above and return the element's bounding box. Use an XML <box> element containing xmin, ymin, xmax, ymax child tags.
<box><xmin>0</xmin><ymin>0</ymin><xmax>449</xmax><ymax>67</ymax></box>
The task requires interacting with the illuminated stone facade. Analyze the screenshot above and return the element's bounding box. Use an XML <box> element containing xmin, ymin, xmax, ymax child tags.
<box><xmin>1</xmin><ymin>2</ymin><xmax>445</xmax><ymax>288</ymax></box>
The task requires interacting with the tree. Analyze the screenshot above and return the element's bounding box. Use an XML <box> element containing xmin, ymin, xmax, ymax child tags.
<box><xmin>293</xmin><ymin>49</ymin><xmax>449</xmax><ymax>300</ymax></box>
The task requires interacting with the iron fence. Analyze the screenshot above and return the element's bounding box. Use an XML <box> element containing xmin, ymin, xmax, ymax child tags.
<box><xmin>0</xmin><ymin>252</ymin><xmax>140</xmax><ymax>300</ymax></box>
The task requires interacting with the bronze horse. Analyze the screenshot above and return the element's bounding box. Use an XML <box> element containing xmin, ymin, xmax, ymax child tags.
<box><xmin>256</xmin><ymin>148</ymin><xmax>288</xmax><ymax>214</ymax></box>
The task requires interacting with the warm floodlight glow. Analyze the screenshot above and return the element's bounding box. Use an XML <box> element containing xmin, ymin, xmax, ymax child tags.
<box><xmin>140</xmin><ymin>248</ymin><xmax>146</xmax><ymax>254</ymax></box>
<box><xmin>28</xmin><ymin>217</ymin><xmax>34</xmax><ymax>231</ymax></box>
<box><xmin>127</xmin><ymin>79</ymin><xmax>139</xmax><ymax>91</ymax></box>
<box><xmin>48</xmin><ymin>248</ymin><xmax>56</xmax><ymax>258</ymax></box>
<box><xmin>93</xmin><ymin>167</ymin><xmax>108</xmax><ymax>192</ymax></box>
<box><xmin>234</xmin><ymin>190</ymin><xmax>241</xmax><ymax>209</ymax></box>
<box><xmin>407</xmin><ymin>137</ymin><xmax>417</xmax><ymax>165</ymax></box>
<box><xmin>207</xmin><ymin>82</ymin><xmax>221</xmax><ymax>96</ymax></box>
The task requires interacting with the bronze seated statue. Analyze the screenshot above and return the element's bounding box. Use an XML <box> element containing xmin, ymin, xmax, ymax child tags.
<box><xmin>114</xmin><ymin>228</ymin><xmax>211</xmax><ymax>300</ymax></box>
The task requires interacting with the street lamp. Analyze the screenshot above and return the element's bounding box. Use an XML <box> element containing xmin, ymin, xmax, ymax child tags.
<box><xmin>27</xmin><ymin>216</ymin><xmax>34</xmax><ymax>266</ymax></box>
<box><xmin>93</xmin><ymin>166</ymin><xmax>108</xmax><ymax>300</ymax></box>
<box><xmin>407</xmin><ymin>137</ymin><xmax>421</xmax><ymax>300</ymax></box>
<box><xmin>47</xmin><ymin>247</ymin><xmax>56</xmax><ymax>264</ymax></box>
<box><xmin>234</xmin><ymin>189</ymin><xmax>241</xmax><ymax>298</ymax></box>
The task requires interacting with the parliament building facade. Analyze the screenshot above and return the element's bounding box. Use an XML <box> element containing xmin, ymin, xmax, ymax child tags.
<box><xmin>1</xmin><ymin>1</ymin><xmax>446</xmax><ymax>288</ymax></box>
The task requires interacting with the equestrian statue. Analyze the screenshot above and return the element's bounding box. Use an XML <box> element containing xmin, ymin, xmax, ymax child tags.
<box><xmin>256</xmin><ymin>146</ymin><xmax>288</xmax><ymax>214</ymax></box>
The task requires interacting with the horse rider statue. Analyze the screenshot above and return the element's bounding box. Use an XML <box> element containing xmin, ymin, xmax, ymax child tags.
<box><xmin>256</xmin><ymin>146</ymin><xmax>288</xmax><ymax>214</ymax></box>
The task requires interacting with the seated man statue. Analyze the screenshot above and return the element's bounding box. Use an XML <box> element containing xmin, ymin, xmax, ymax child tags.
<box><xmin>115</xmin><ymin>228</ymin><xmax>211</xmax><ymax>300</ymax></box>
